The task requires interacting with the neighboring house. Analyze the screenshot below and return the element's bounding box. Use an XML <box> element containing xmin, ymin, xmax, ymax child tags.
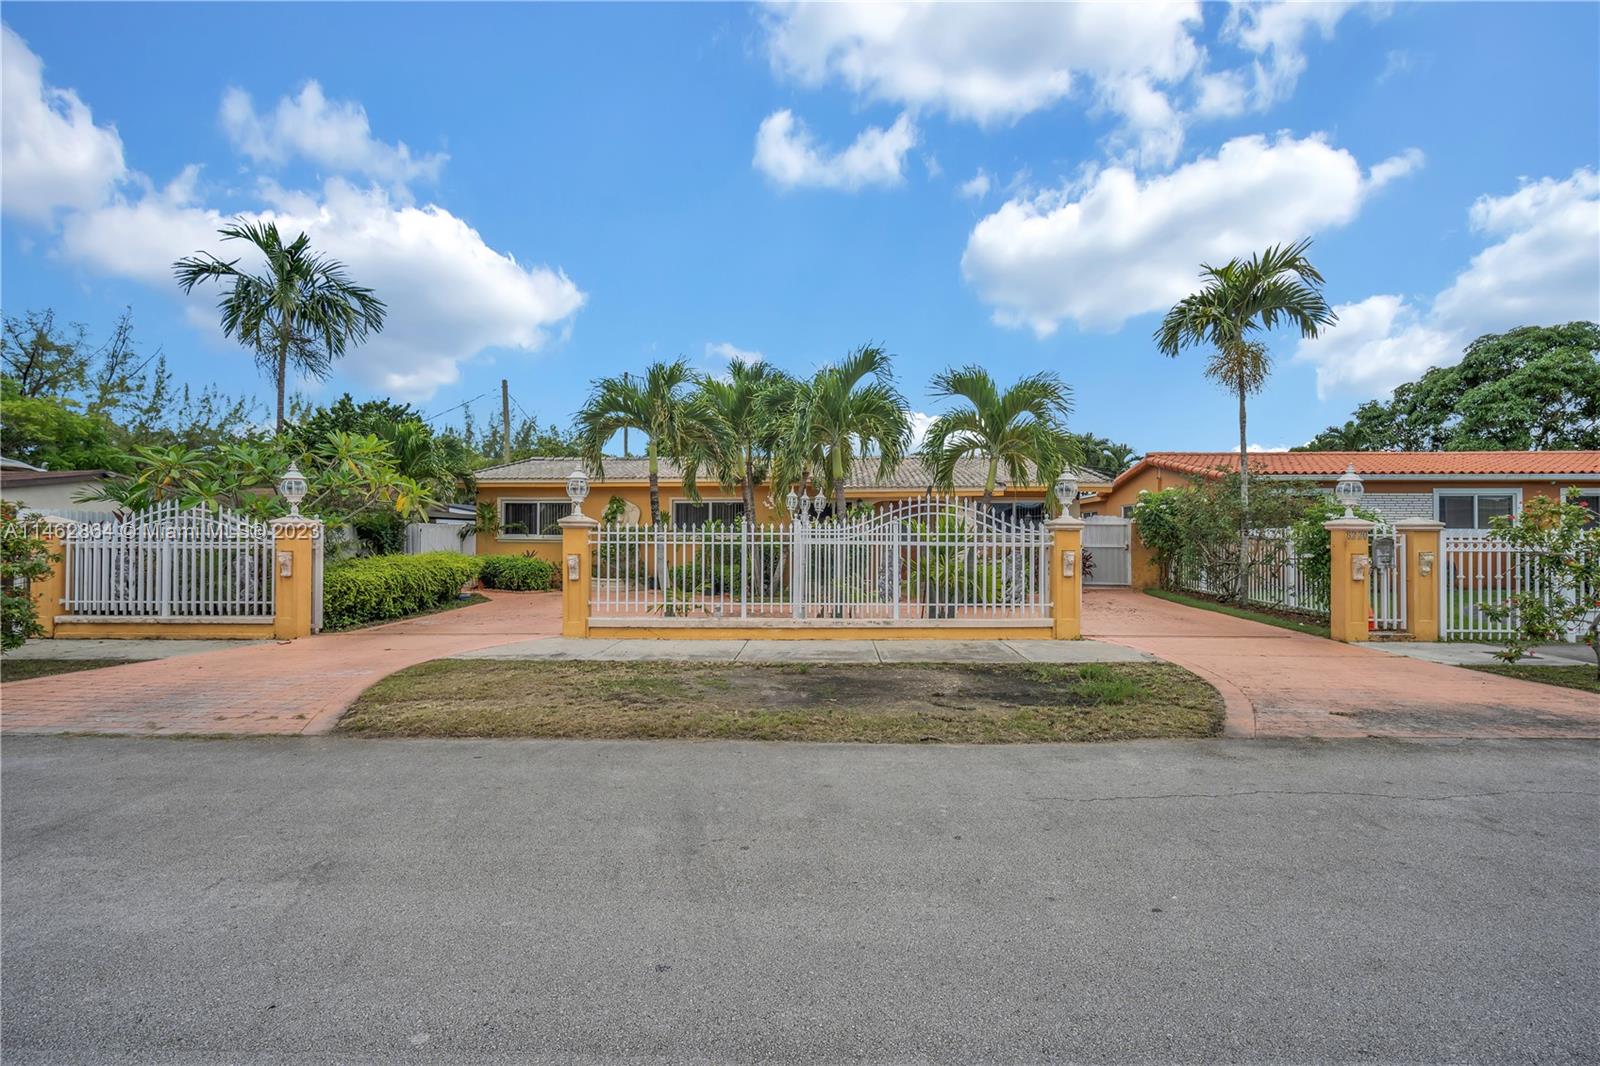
<box><xmin>1088</xmin><ymin>451</ymin><xmax>1600</xmax><ymax>528</ymax></box>
<box><xmin>475</xmin><ymin>455</ymin><xmax>1112</xmax><ymax>565</ymax></box>
<box><xmin>0</xmin><ymin>468</ymin><xmax>119</xmax><ymax>517</ymax></box>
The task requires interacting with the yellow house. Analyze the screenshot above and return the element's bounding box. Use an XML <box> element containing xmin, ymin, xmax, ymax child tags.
<box><xmin>476</xmin><ymin>456</ymin><xmax>1113</xmax><ymax>565</ymax></box>
<box><xmin>1085</xmin><ymin>450</ymin><xmax>1600</xmax><ymax>526</ymax></box>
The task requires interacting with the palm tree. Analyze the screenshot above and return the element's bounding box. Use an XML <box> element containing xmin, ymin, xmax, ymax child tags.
<box><xmin>1156</xmin><ymin>239</ymin><xmax>1335</xmax><ymax>602</ymax></box>
<box><xmin>575</xmin><ymin>358</ymin><xmax>720</xmax><ymax>524</ymax></box>
<box><xmin>920</xmin><ymin>367</ymin><xmax>1078</xmax><ymax>510</ymax></box>
<box><xmin>693</xmin><ymin>360</ymin><xmax>795</xmax><ymax>517</ymax></box>
<box><xmin>1154</xmin><ymin>238</ymin><xmax>1336</xmax><ymax>508</ymax></box>
<box><xmin>773</xmin><ymin>344</ymin><xmax>910</xmax><ymax>515</ymax></box>
<box><xmin>174</xmin><ymin>221</ymin><xmax>386</xmax><ymax>432</ymax></box>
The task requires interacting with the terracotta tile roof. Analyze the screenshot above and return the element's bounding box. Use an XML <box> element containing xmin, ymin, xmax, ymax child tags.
<box><xmin>1123</xmin><ymin>451</ymin><xmax>1600</xmax><ymax>484</ymax></box>
<box><xmin>476</xmin><ymin>455</ymin><xmax>1111</xmax><ymax>490</ymax></box>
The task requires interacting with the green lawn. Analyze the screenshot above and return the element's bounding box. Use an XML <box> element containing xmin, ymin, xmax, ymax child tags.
<box><xmin>339</xmin><ymin>660</ymin><xmax>1225</xmax><ymax>743</ymax></box>
<box><xmin>1465</xmin><ymin>663</ymin><xmax>1600</xmax><ymax>695</ymax></box>
<box><xmin>1145</xmin><ymin>589</ymin><xmax>1330</xmax><ymax>638</ymax></box>
<box><xmin>1</xmin><ymin>658</ymin><xmax>139</xmax><ymax>682</ymax></box>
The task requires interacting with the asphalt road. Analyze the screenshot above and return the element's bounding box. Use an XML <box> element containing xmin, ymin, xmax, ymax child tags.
<box><xmin>3</xmin><ymin>736</ymin><xmax>1597</xmax><ymax>1065</ymax></box>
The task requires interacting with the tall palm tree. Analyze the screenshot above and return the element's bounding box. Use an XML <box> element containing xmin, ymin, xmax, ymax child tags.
<box><xmin>920</xmin><ymin>367</ymin><xmax>1078</xmax><ymax>510</ymax></box>
<box><xmin>575</xmin><ymin>358</ymin><xmax>720</xmax><ymax>523</ymax></box>
<box><xmin>773</xmin><ymin>344</ymin><xmax>910</xmax><ymax>515</ymax></box>
<box><xmin>693</xmin><ymin>360</ymin><xmax>795</xmax><ymax>517</ymax></box>
<box><xmin>1154</xmin><ymin>238</ymin><xmax>1336</xmax><ymax>507</ymax></box>
<box><xmin>174</xmin><ymin>221</ymin><xmax>386</xmax><ymax>432</ymax></box>
<box><xmin>1156</xmin><ymin>239</ymin><xmax>1335</xmax><ymax>602</ymax></box>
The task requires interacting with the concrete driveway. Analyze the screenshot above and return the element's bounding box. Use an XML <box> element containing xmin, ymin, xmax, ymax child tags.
<box><xmin>3</xmin><ymin>736</ymin><xmax>1596</xmax><ymax>1064</ymax></box>
<box><xmin>0</xmin><ymin>592</ymin><xmax>561</xmax><ymax>736</ymax></box>
<box><xmin>1085</xmin><ymin>589</ymin><xmax>1600</xmax><ymax>739</ymax></box>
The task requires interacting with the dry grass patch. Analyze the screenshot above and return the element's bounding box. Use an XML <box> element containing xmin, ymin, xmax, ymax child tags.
<box><xmin>338</xmin><ymin>660</ymin><xmax>1224</xmax><ymax>743</ymax></box>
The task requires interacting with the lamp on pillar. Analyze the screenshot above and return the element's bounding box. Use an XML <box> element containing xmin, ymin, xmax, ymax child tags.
<box><xmin>1335</xmin><ymin>464</ymin><xmax>1365</xmax><ymax>518</ymax></box>
<box><xmin>277</xmin><ymin>462</ymin><xmax>308</xmax><ymax>517</ymax></box>
<box><xmin>1054</xmin><ymin>470</ymin><xmax>1078</xmax><ymax>517</ymax></box>
<box><xmin>566</xmin><ymin>469</ymin><xmax>591</xmax><ymax>515</ymax></box>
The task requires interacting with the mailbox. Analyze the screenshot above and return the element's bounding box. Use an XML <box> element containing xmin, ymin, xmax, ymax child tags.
<box><xmin>1371</xmin><ymin>535</ymin><xmax>1396</xmax><ymax>570</ymax></box>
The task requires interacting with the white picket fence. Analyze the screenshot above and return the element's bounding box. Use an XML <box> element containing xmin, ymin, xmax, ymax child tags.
<box><xmin>1441</xmin><ymin>531</ymin><xmax>1590</xmax><ymax>641</ymax></box>
<box><xmin>590</xmin><ymin>495</ymin><xmax>1051</xmax><ymax>622</ymax></box>
<box><xmin>58</xmin><ymin>500</ymin><xmax>275</xmax><ymax>619</ymax></box>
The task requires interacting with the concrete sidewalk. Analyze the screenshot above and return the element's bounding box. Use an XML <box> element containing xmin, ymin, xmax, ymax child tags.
<box><xmin>449</xmin><ymin>637</ymin><xmax>1154</xmax><ymax>664</ymax></box>
<box><xmin>2</xmin><ymin>638</ymin><xmax>270</xmax><ymax>662</ymax></box>
<box><xmin>1370</xmin><ymin>641</ymin><xmax>1594</xmax><ymax>667</ymax></box>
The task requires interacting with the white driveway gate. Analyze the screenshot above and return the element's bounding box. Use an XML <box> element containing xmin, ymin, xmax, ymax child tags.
<box><xmin>590</xmin><ymin>495</ymin><xmax>1052</xmax><ymax>622</ymax></box>
<box><xmin>1082</xmin><ymin>516</ymin><xmax>1132</xmax><ymax>587</ymax></box>
<box><xmin>59</xmin><ymin>500</ymin><xmax>275</xmax><ymax>620</ymax></box>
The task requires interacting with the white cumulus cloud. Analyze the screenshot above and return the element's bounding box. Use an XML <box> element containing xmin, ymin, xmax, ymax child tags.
<box><xmin>1297</xmin><ymin>169</ymin><xmax>1600</xmax><ymax>398</ymax></box>
<box><xmin>759</xmin><ymin>2</ymin><xmax>1364</xmax><ymax>169</ymax></box>
<box><xmin>753</xmin><ymin>109</ymin><xmax>917</xmax><ymax>191</ymax></box>
<box><xmin>220</xmin><ymin>82</ymin><xmax>447</xmax><ymax>187</ymax></box>
<box><xmin>705</xmin><ymin>341</ymin><xmax>763</xmax><ymax>364</ymax></box>
<box><xmin>1</xmin><ymin>24</ymin><xmax>127</xmax><ymax>221</ymax></box>
<box><xmin>4</xmin><ymin>27</ymin><xmax>583</xmax><ymax>401</ymax></box>
<box><xmin>958</xmin><ymin>169</ymin><xmax>992</xmax><ymax>201</ymax></box>
<box><xmin>960</xmin><ymin>133</ymin><xmax>1421</xmax><ymax>336</ymax></box>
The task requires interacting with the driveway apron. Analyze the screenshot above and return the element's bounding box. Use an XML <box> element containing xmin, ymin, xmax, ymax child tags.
<box><xmin>1084</xmin><ymin>589</ymin><xmax>1600</xmax><ymax>739</ymax></box>
<box><xmin>1</xmin><ymin>592</ymin><xmax>561</xmax><ymax>736</ymax></box>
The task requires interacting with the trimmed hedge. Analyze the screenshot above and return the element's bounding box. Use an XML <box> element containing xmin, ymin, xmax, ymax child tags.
<box><xmin>322</xmin><ymin>552</ymin><xmax>481</xmax><ymax>631</ymax></box>
<box><xmin>479</xmin><ymin>554</ymin><xmax>558</xmax><ymax>591</ymax></box>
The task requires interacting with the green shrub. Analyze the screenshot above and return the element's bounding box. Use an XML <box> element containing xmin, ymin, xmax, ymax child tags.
<box><xmin>479</xmin><ymin>554</ymin><xmax>558</xmax><ymax>591</ymax></box>
<box><xmin>1</xmin><ymin>501</ymin><xmax>55</xmax><ymax>649</ymax></box>
<box><xmin>322</xmin><ymin>552</ymin><xmax>480</xmax><ymax>630</ymax></box>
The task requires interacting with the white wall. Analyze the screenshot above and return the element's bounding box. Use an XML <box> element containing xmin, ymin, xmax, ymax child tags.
<box><xmin>1</xmin><ymin>483</ymin><xmax>119</xmax><ymax>516</ymax></box>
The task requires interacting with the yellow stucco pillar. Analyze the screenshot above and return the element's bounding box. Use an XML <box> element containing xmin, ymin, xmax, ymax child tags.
<box><xmin>1323</xmin><ymin>517</ymin><xmax>1376</xmax><ymax>643</ymax></box>
<box><xmin>1396</xmin><ymin>517</ymin><xmax>1444</xmax><ymax>642</ymax></box>
<box><xmin>1048</xmin><ymin>515</ymin><xmax>1084</xmax><ymax>640</ymax></box>
<box><xmin>271</xmin><ymin>517</ymin><xmax>322</xmax><ymax>640</ymax></box>
<box><xmin>1128</xmin><ymin>519</ymin><xmax>1161</xmax><ymax>590</ymax></box>
<box><xmin>28</xmin><ymin>520</ymin><xmax>68</xmax><ymax>638</ymax></box>
<box><xmin>559</xmin><ymin>512</ymin><xmax>598</xmax><ymax>638</ymax></box>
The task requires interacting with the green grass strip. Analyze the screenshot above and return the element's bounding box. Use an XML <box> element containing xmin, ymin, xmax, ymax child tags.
<box><xmin>1145</xmin><ymin>588</ymin><xmax>1330</xmax><ymax>639</ymax></box>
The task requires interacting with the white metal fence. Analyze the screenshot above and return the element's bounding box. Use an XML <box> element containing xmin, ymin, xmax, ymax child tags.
<box><xmin>1082</xmin><ymin>516</ymin><xmax>1131</xmax><ymax>586</ymax></box>
<box><xmin>57</xmin><ymin>500</ymin><xmax>275</xmax><ymax>619</ymax></box>
<box><xmin>1440</xmin><ymin>531</ymin><xmax>1591</xmax><ymax>641</ymax></box>
<box><xmin>590</xmin><ymin>495</ymin><xmax>1052</xmax><ymax>622</ymax></box>
<box><xmin>1168</xmin><ymin>529</ymin><xmax>1330</xmax><ymax>618</ymax></box>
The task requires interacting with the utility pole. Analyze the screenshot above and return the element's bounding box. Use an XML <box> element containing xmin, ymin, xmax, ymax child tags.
<box><xmin>501</xmin><ymin>378</ymin><xmax>511</xmax><ymax>463</ymax></box>
<box><xmin>622</xmin><ymin>372</ymin><xmax>631</xmax><ymax>457</ymax></box>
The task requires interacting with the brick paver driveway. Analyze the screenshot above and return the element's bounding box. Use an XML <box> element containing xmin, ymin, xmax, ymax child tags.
<box><xmin>1</xmin><ymin>592</ymin><xmax>560</xmax><ymax>736</ymax></box>
<box><xmin>1085</xmin><ymin>589</ymin><xmax>1600</xmax><ymax>738</ymax></box>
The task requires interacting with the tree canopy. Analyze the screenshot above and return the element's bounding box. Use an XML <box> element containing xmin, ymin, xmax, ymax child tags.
<box><xmin>1300</xmin><ymin>322</ymin><xmax>1600</xmax><ymax>452</ymax></box>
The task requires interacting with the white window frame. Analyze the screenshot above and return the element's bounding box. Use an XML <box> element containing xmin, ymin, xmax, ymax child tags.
<box><xmin>669</xmin><ymin>497</ymin><xmax>747</xmax><ymax>527</ymax></box>
<box><xmin>497</xmin><ymin>497</ymin><xmax>568</xmax><ymax>540</ymax></box>
<box><xmin>1569</xmin><ymin>486</ymin><xmax>1600</xmax><ymax>527</ymax></box>
<box><xmin>1433</xmin><ymin>488</ymin><xmax>1522</xmax><ymax>530</ymax></box>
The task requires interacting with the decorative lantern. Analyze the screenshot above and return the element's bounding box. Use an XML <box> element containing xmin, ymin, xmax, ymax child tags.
<box><xmin>1334</xmin><ymin>464</ymin><xmax>1364</xmax><ymax>518</ymax></box>
<box><xmin>566</xmin><ymin>470</ymin><xmax>591</xmax><ymax>515</ymax></box>
<box><xmin>277</xmin><ymin>462</ymin><xmax>308</xmax><ymax>517</ymax></box>
<box><xmin>785</xmin><ymin>489</ymin><xmax>799</xmax><ymax>516</ymax></box>
<box><xmin>1054</xmin><ymin>470</ymin><xmax>1078</xmax><ymax>517</ymax></box>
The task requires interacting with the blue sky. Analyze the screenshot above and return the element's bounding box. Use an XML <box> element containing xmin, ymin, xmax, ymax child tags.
<box><xmin>3</xmin><ymin>2</ymin><xmax>1597</xmax><ymax>453</ymax></box>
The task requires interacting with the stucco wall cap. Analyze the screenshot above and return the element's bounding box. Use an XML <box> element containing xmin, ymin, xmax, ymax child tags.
<box><xmin>1392</xmin><ymin>518</ymin><xmax>1447</xmax><ymax>530</ymax></box>
<box><xmin>1322</xmin><ymin>517</ymin><xmax>1377</xmax><ymax>532</ymax></box>
<box><xmin>557</xmin><ymin>513</ymin><xmax>600</xmax><ymax>529</ymax></box>
<box><xmin>1045</xmin><ymin>515</ymin><xmax>1086</xmax><ymax>530</ymax></box>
